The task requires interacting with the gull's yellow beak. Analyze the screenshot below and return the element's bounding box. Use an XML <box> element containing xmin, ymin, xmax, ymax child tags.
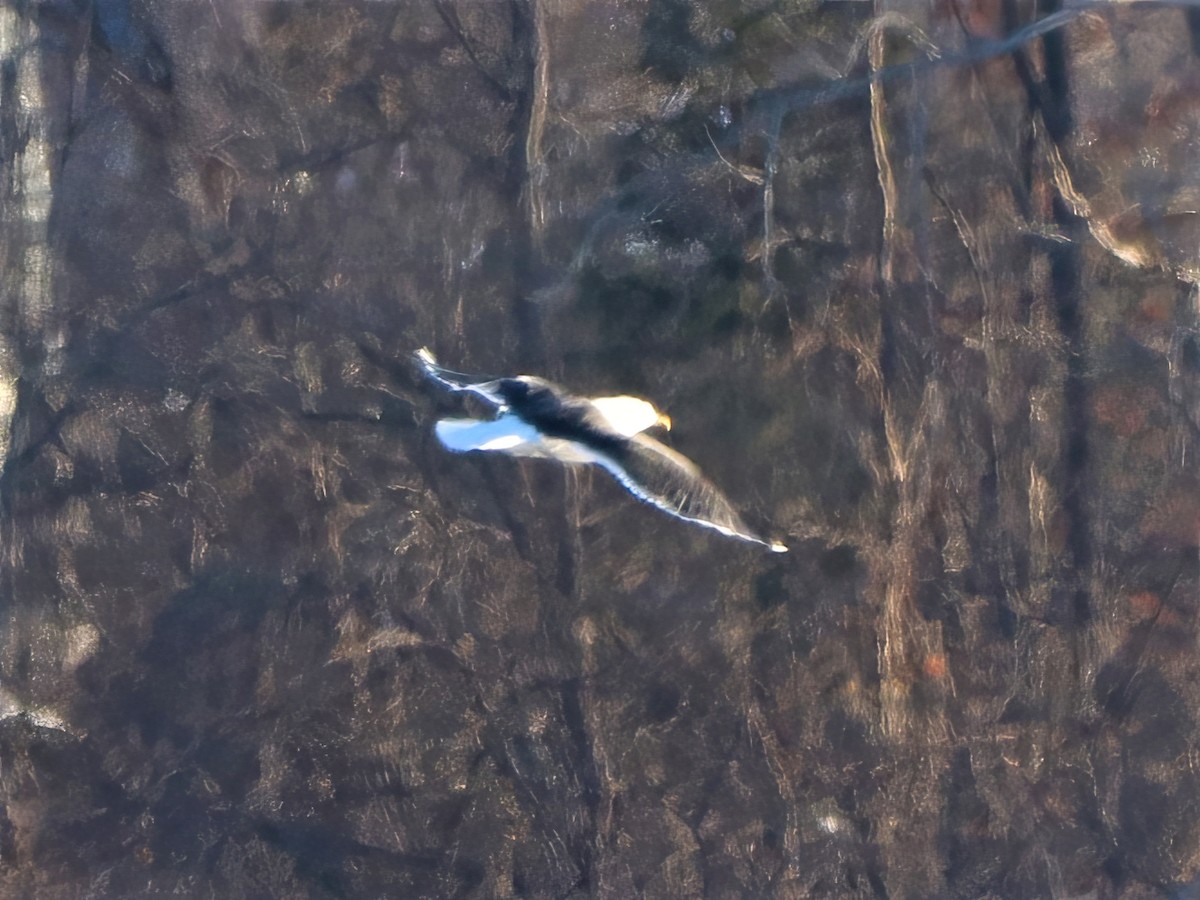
<box><xmin>656</xmin><ymin>412</ymin><xmax>672</xmax><ymax>431</ymax></box>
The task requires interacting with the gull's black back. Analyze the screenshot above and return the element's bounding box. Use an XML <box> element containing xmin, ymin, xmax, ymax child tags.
<box><xmin>498</xmin><ymin>378</ymin><xmax>626</xmax><ymax>452</ymax></box>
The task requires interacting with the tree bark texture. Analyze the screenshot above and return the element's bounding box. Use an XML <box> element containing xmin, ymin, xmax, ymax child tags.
<box><xmin>1</xmin><ymin>1</ymin><xmax>1198</xmax><ymax>896</ymax></box>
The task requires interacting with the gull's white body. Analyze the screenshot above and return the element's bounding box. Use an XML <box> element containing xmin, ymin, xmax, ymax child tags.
<box><xmin>435</xmin><ymin>394</ymin><xmax>662</xmax><ymax>459</ymax></box>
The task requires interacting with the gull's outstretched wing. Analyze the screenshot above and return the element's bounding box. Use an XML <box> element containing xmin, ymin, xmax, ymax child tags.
<box><xmin>415</xmin><ymin>348</ymin><xmax>507</xmax><ymax>408</ymax></box>
<box><xmin>435</xmin><ymin>415</ymin><xmax>542</xmax><ymax>454</ymax></box>
<box><xmin>593</xmin><ymin>434</ymin><xmax>787</xmax><ymax>552</ymax></box>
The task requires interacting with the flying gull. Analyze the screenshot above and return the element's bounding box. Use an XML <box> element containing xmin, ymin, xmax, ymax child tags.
<box><xmin>416</xmin><ymin>348</ymin><xmax>787</xmax><ymax>552</ymax></box>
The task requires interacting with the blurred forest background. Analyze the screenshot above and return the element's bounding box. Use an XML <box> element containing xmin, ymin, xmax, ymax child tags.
<box><xmin>2</xmin><ymin>0</ymin><xmax>1199</xmax><ymax>896</ymax></box>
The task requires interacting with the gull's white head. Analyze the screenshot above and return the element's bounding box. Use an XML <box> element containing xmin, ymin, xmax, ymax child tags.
<box><xmin>590</xmin><ymin>396</ymin><xmax>671</xmax><ymax>437</ymax></box>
